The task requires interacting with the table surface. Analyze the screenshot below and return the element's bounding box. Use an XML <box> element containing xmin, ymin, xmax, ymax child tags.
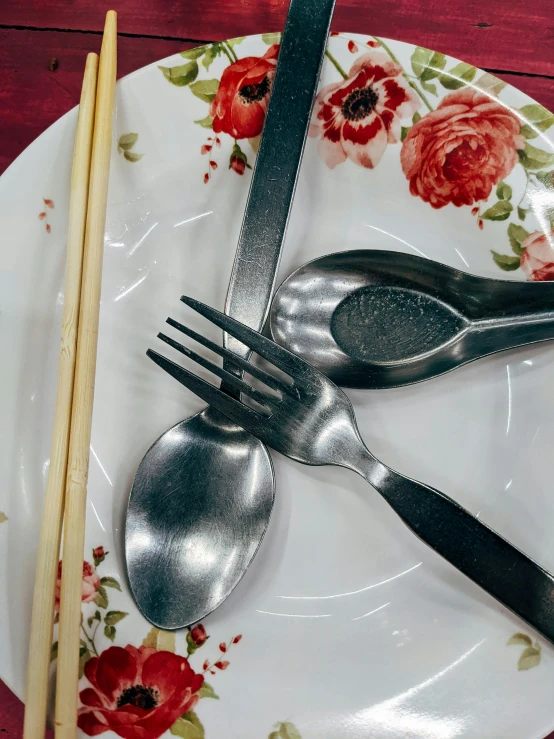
<box><xmin>1</xmin><ymin>0</ymin><xmax>553</xmax><ymax>735</ymax></box>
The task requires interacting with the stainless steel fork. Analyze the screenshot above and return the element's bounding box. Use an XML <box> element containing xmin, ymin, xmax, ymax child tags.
<box><xmin>148</xmin><ymin>295</ymin><xmax>554</xmax><ymax>644</ymax></box>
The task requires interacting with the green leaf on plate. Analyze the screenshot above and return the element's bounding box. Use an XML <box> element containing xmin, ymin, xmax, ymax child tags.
<box><xmin>143</xmin><ymin>626</ymin><xmax>176</xmax><ymax>652</ymax></box>
<box><xmin>87</xmin><ymin>611</ymin><xmax>101</xmax><ymax>629</ymax></box>
<box><xmin>50</xmin><ymin>641</ymin><xmax>58</xmax><ymax>662</ymax></box>
<box><xmin>507</xmin><ymin>223</ymin><xmax>530</xmax><ymax>255</ymax></box>
<box><xmin>400</xmin><ymin>126</ymin><xmax>410</xmax><ymax>142</ymax></box>
<box><xmin>491</xmin><ymin>251</ymin><xmax>520</xmax><ymax>271</ymax></box>
<box><xmin>0</xmin><ymin>512</ymin><xmax>7</xmax><ymax>523</ymax></box>
<box><xmin>104</xmin><ymin>610</ymin><xmax>128</xmax><ymax>626</ymax></box>
<box><xmin>180</xmin><ymin>46</ymin><xmax>206</xmax><ymax>60</ymax></box>
<box><xmin>262</xmin><ymin>32</ymin><xmax>282</xmax><ymax>45</ymax></box>
<box><xmin>439</xmin><ymin>62</ymin><xmax>477</xmax><ymax>90</ymax></box>
<box><xmin>481</xmin><ymin>200</ymin><xmax>513</xmax><ymax>221</ymax></box>
<box><xmin>518</xmin><ymin>645</ymin><xmax>541</xmax><ymax>671</ymax></box>
<box><xmin>420</xmin><ymin>79</ymin><xmax>438</xmax><ymax>96</ymax></box>
<box><xmin>104</xmin><ymin>625</ymin><xmax>116</xmax><ymax>642</ymax></box>
<box><xmin>519</xmin><ymin>103</ymin><xmax>554</xmax><ymax>132</ymax></box>
<box><xmin>186</xmin><ymin>630</ymin><xmax>198</xmax><ymax>656</ymax></box>
<box><xmin>518</xmin><ymin>143</ymin><xmax>554</xmax><ymax>171</ymax></box>
<box><xmin>194</xmin><ymin>115</ymin><xmax>213</xmax><ymax>129</ymax></box>
<box><xmin>412</xmin><ymin>111</ymin><xmax>422</xmax><ymax>124</ymax></box>
<box><xmin>100</xmin><ymin>576</ymin><xmax>121</xmax><ymax>591</ymax></box>
<box><xmin>158</xmin><ymin>61</ymin><xmax>199</xmax><ymax>87</ymax></box>
<box><xmin>117</xmin><ymin>133</ymin><xmax>138</xmax><ymax>151</ymax></box>
<box><xmin>517</xmin><ymin>206</ymin><xmax>529</xmax><ymax>221</ymax></box>
<box><xmin>198</xmin><ymin>681</ymin><xmax>219</xmax><ymax>700</ymax></box>
<box><xmin>496</xmin><ymin>181</ymin><xmax>512</xmax><ymax>200</ymax></box>
<box><xmin>269</xmin><ymin>722</ymin><xmax>302</xmax><ymax>739</ymax></box>
<box><xmin>520</xmin><ymin>124</ymin><xmax>538</xmax><ymax>140</ymax></box>
<box><xmin>124</xmin><ymin>151</ymin><xmax>143</xmax><ymax>163</ymax></box>
<box><xmin>94</xmin><ymin>585</ymin><xmax>108</xmax><ymax>609</ymax></box>
<box><xmin>78</xmin><ymin>646</ymin><xmax>92</xmax><ymax>678</ymax></box>
<box><xmin>411</xmin><ymin>46</ymin><xmax>433</xmax><ymax>78</ymax></box>
<box><xmin>170</xmin><ymin>711</ymin><xmax>205</xmax><ymax>738</ymax></box>
<box><xmin>474</xmin><ymin>72</ymin><xmax>507</xmax><ymax>96</ymax></box>
<box><xmin>507</xmin><ymin>632</ymin><xmax>533</xmax><ymax>647</ymax></box>
<box><xmin>418</xmin><ymin>50</ymin><xmax>446</xmax><ymax>82</ymax></box>
<box><xmin>189</xmin><ymin>79</ymin><xmax>219</xmax><ymax>103</ymax></box>
<box><xmin>202</xmin><ymin>44</ymin><xmax>222</xmax><ymax>71</ymax></box>
<box><xmin>227</xmin><ymin>36</ymin><xmax>246</xmax><ymax>47</ymax></box>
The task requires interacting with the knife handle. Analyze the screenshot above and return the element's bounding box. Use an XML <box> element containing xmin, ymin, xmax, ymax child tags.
<box><xmin>223</xmin><ymin>0</ymin><xmax>336</xmax><ymax>364</ymax></box>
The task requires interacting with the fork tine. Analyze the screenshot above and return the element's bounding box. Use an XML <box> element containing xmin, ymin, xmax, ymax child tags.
<box><xmin>181</xmin><ymin>296</ymin><xmax>318</xmax><ymax>383</ymax></box>
<box><xmin>157</xmin><ymin>332</ymin><xmax>272</xmax><ymax>408</ymax></box>
<box><xmin>166</xmin><ymin>317</ymin><xmax>290</xmax><ymax>396</ymax></box>
<box><xmin>147</xmin><ymin>349</ymin><xmax>266</xmax><ymax>433</ymax></box>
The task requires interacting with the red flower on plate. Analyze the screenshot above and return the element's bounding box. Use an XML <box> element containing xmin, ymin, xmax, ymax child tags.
<box><xmin>55</xmin><ymin>560</ymin><xmax>100</xmax><ymax>611</ymax></box>
<box><xmin>521</xmin><ymin>231</ymin><xmax>554</xmax><ymax>281</ymax></box>
<box><xmin>401</xmin><ymin>88</ymin><xmax>525</xmax><ymax>208</ymax></box>
<box><xmin>230</xmin><ymin>154</ymin><xmax>246</xmax><ymax>175</ymax></box>
<box><xmin>78</xmin><ymin>645</ymin><xmax>204</xmax><ymax>739</ymax></box>
<box><xmin>210</xmin><ymin>45</ymin><xmax>279</xmax><ymax>140</ymax></box>
<box><xmin>309</xmin><ymin>52</ymin><xmax>420</xmax><ymax>169</ymax></box>
<box><xmin>190</xmin><ymin>624</ymin><xmax>208</xmax><ymax>646</ymax></box>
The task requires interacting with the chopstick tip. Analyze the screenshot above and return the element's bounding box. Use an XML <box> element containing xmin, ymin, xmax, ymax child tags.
<box><xmin>85</xmin><ymin>52</ymin><xmax>99</xmax><ymax>68</ymax></box>
<box><xmin>104</xmin><ymin>9</ymin><xmax>117</xmax><ymax>35</ymax></box>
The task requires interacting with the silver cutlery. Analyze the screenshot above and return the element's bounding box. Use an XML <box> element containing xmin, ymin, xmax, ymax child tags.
<box><xmin>125</xmin><ymin>0</ymin><xmax>336</xmax><ymax>629</ymax></box>
<box><xmin>148</xmin><ymin>295</ymin><xmax>554</xmax><ymax>644</ymax></box>
<box><xmin>270</xmin><ymin>249</ymin><xmax>554</xmax><ymax>388</ymax></box>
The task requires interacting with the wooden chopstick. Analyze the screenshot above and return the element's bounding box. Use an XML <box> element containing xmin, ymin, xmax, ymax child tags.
<box><xmin>54</xmin><ymin>11</ymin><xmax>117</xmax><ymax>738</ymax></box>
<box><xmin>23</xmin><ymin>51</ymin><xmax>99</xmax><ymax>739</ymax></box>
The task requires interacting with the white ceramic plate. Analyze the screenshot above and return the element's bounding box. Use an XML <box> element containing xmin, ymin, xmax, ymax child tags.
<box><xmin>2</xmin><ymin>32</ymin><xmax>554</xmax><ymax>739</ymax></box>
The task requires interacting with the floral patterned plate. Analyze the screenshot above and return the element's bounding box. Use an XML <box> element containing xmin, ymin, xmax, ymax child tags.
<box><xmin>1</xmin><ymin>32</ymin><xmax>554</xmax><ymax>739</ymax></box>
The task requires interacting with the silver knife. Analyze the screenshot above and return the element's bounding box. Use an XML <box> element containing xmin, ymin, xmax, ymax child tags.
<box><xmin>224</xmin><ymin>0</ymin><xmax>336</xmax><ymax>362</ymax></box>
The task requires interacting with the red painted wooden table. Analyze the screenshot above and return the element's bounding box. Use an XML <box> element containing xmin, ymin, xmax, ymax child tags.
<box><xmin>1</xmin><ymin>0</ymin><xmax>553</xmax><ymax>735</ymax></box>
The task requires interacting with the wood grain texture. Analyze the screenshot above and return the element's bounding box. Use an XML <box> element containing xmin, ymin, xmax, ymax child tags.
<box><xmin>23</xmin><ymin>51</ymin><xmax>97</xmax><ymax>739</ymax></box>
<box><xmin>0</xmin><ymin>29</ymin><xmax>190</xmax><ymax>174</ymax></box>
<box><xmin>53</xmin><ymin>13</ymin><xmax>116</xmax><ymax>738</ymax></box>
<box><xmin>2</xmin><ymin>0</ymin><xmax>554</xmax><ymax>76</ymax></box>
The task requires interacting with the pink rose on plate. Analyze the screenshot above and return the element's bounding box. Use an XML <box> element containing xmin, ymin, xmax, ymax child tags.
<box><xmin>401</xmin><ymin>88</ymin><xmax>524</xmax><ymax>209</ymax></box>
<box><xmin>521</xmin><ymin>231</ymin><xmax>554</xmax><ymax>281</ymax></box>
<box><xmin>309</xmin><ymin>51</ymin><xmax>420</xmax><ymax>169</ymax></box>
<box><xmin>55</xmin><ymin>560</ymin><xmax>100</xmax><ymax>611</ymax></box>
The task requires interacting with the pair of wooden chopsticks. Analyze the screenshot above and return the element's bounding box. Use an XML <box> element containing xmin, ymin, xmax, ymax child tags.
<box><xmin>23</xmin><ymin>11</ymin><xmax>117</xmax><ymax>739</ymax></box>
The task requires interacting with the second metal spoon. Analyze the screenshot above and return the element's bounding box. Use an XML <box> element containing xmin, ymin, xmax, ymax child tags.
<box><xmin>125</xmin><ymin>0</ymin><xmax>335</xmax><ymax>629</ymax></box>
<box><xmin>270</xmin><ymin>249</ymin><xmax>554</xmax><ymax>389</ymax></box>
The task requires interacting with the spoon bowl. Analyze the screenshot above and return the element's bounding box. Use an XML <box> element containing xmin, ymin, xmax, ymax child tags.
<box><xmin>270</xmin><ymin>249</ymin><xmax>554</xmax><ymax>388</ymax></box>
<box><xmin>125</xmin><ymin>408</ymin><xmax>273</xmax><ymax>629</ymax></box>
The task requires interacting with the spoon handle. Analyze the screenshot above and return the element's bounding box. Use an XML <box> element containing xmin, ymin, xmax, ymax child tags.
<box><xmin>351</xmin><ymin>448</ymin><xmax>554</xmax><ymax>643</ymax></box>
<box><xmin>468</xmin><ymin>311</ymin><xmax>554</xmax><ymax>356</ymax></box>
<box><xmin>223</xmin><ymin>0</ymin><xmax>335</xmax><ymax>366</ymax></box>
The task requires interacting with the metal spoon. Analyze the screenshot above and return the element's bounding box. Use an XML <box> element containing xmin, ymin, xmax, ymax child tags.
<box><xmin>125</xmin><ymin>0</ymin><xmax>335</xmax><ymax>629</ymax></box>
<box><xmin>270</xmin><ymin>249</ymin><xmax>554</xmax><ymax>389</ymax></box>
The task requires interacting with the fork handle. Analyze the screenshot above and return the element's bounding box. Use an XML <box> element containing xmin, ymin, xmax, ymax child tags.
<box><xmin>353</xmin><ymin>451</ymin><xmax>554</xmax><ymax>643</ymax></box>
